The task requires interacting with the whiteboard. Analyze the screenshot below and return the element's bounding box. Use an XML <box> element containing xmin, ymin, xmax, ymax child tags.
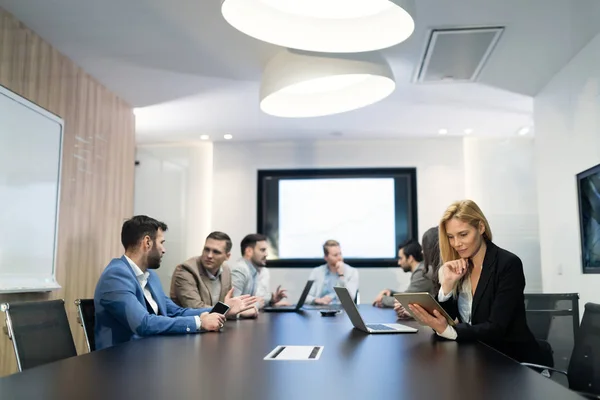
<box><xmin>0</xmin><ymin>85</ymin><xmax>63</xmax><ymax>293</ymax></box>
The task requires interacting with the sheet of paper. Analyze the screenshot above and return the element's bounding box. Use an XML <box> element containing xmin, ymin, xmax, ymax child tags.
<box><xmin>264</xmin><ymin>345</ymin><xmax>324</xmax><ymax>361</ymax></box>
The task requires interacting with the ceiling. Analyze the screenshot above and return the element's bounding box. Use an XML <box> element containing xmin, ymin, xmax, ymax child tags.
<box><xmin>1</xmin><ymin>0</ymin><xmax>600</xmax><ymax>143</ymax></box>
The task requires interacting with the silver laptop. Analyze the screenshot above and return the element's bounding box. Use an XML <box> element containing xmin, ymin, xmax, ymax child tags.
<box><xmin>334</xmin><ymin>286</ymin><xmax>418</xmax><ymax>334</ymax></box>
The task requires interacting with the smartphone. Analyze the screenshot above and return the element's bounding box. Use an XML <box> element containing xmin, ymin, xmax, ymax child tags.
<box><xmin>210</xmin><ymin>301</ymin><xmax>230</xmax><ymax>315</ymax></box>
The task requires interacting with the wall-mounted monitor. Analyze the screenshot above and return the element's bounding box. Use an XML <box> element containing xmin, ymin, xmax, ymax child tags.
<box><xmin>577</xmin><ymin>163</ymin><xmax>600</xmax><ymax>274</ymax></box>
<box><xmin>257</xmin><ymin>168</ymin><xmax>418</xmax><ymax>268</ymax></box>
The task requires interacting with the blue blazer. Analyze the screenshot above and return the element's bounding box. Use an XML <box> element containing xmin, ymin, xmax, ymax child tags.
<box><xmin>94</xmin><ymin>256</ymin><xmax>211</xmax><ymax>350</ymax></box>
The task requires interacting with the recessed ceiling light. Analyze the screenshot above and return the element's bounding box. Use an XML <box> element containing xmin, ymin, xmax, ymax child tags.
<box><xmin>464</xmin><ymin>128</ymin><xmax>473</xmax><ymax>135</ymax></box>
<box><xmin>260</xmin><ymin>49</ymin><xmax>395</xmax><ymax>117</ymax></box>
<box><xmin>517</xmin><ymin>127</ymin><xmax>530</xmax><ymax>136</ymax></box>
<box><xmin>200</xmin><ymin>135</ymin><xmax>210</xmax><ymax>140</ymax></box>
<box><xmin>438</xmin><ymin>128</ymin><xmax>448</xmax><ymax>135</ymax></box>
<box><xmin>221</xmin><ymin>0</ymin><xmax>415</xmax><ymax>53</ymax></box>
<box><xmin>224</xmin><ymin>134</ymin><xmax>233</xmax><ymax>140</ymax></box>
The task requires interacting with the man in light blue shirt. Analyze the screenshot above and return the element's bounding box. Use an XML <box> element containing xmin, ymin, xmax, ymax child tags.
<box><xmin>306</xmin><ymin>240</ymin><xmax>359</xmax><ymax>305</ymax></box>
<box><xmin>230</xmin><ymin>233</ymin><xmax>288</xmax><ymax>309</ymax></box>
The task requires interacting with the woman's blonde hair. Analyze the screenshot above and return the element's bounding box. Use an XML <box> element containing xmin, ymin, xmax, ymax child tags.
<box><xmin>438</xmin><ymin>200</ymin><xmax>492</xmax><ymax>264</ymax></box>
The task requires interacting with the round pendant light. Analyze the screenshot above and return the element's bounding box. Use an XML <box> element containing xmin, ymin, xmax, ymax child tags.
<box><xmin>221</xmin><ymin>0</ymin><xmax>415</xmax><ymax>53</ymax></box>
<box><xmin>260</xmin><ymin>50</ymin><xmax>395</xmax><ymax>118</ymax></box>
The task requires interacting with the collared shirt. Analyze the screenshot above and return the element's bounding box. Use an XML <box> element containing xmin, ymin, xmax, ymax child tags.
<box><xmin>437</xmin><ymin>265</ymin><xmax>479</xmax><ymax>340</ymax></box>
<box><xmin>125</xmin><ymin>255</ymin><xmax>202</xmax><ymax>330</ymax></box>
<box><xmin>200</xmin><ymin>265</ymin><xmax>223</xmax><ymax>305</ymax></box>
<box><xmin>321</xmin><ymin>268</ymin><xmax>341</xmax><ymax>300</ymax></box>
<box><xmin>248</xmin><ymin>260</ymin><xmax>271</xmax><ymax>303</ymax></box>
<box><xmin>125</xmin><ymin>255</ymin><xmax>158</xmax><ymax>314</ymax></box>
<box><xmin>203</xmin><ymin>266</ymin><xmax>223</xmax><ymax>280</ymax></box>
<box><xmin>306</xmin><ymin>263</ymin><xmax>359</xmax><ymax>304</ymax></box>
<box><xmin>230</xmin><ymin>258</ymin><xmax>272</xmax><ymax>306</ymax></box>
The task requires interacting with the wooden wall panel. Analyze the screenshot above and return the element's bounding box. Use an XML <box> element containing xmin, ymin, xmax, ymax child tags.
<box><xmin>0</xmin><ymin>8</ymin><xmax>135</xmax><ymax>376</ymax></box>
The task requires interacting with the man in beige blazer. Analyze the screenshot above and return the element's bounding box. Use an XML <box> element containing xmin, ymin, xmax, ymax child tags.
<box><xmin>170</xmin><ymin>231</ymin><xmax>258</xmax><ymax>318</ymax></box>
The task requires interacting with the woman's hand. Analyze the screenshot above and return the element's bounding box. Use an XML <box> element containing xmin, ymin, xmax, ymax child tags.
<box><xmin>440</xmin><ymin>259</ymin><xmax>469</xmax><ymax>295</ymax></box>
<box><xmin>442</xmin><ymin>259</ymin><xmax>469</xmax><ymax>283</ymax></box>
<box><xmin>408</xmin><ymin>304</ymin><xmax>448</xmax><ymax>335</ymax></box>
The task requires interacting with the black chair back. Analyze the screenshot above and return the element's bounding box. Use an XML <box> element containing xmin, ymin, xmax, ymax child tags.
<box><xmin>567</xmin><ymin>302</ymin><xmax>600</xmax><ymax>396</ymax></box>
<box><xmin>75</xmin><ymin>299</ymin><xmax>96</xmax><ymax>352</ymax></box>
<box><xmin>2</xmin><ymin>299</ymin><xmax>77</xmax><ymax>371</ymax></box>
<box><xmin>525</xmin><ymin>293</ymin><xmax>580</xmax><ymax>371</ymax></box>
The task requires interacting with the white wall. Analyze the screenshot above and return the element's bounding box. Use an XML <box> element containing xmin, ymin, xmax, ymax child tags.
<box><xmin>133</xmin><ymin>136</ymin><xmax>542</xmax><ymax>302</ymax></box>
<box><xmin>464</xmin><ymin>137</ymin><xmax>542</xmax><ymax>292</ymax></box>
<box><xmin>534</xmin><ymin>32</ymin><xmax>600</xmax><ymax>311</ymax></box>
<box><xmin>211</xmin><ymin>138</ymin><xmax>466</xmax><ymax>302</ymax></box>
<box><xmin>134</xmin><ymin>144</ymin><xmax>213</xmax><ymax>291</ymax></box>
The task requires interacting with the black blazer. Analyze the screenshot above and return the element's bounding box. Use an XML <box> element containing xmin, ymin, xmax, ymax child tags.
<box><xmin>438</xmin><ymin>240</ymin><xmax>543</xmax><ymax>364</ymax></box>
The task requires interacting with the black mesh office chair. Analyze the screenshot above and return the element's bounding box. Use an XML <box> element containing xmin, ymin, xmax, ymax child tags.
<box><xmin>523</xmin><ymin>302</ymin><xmax>600</xmax><ymax>399</ymax></box>
<box><xmin>75</xmin><ymin>299</ymin><xmax>96</xmax><ymax>352</ymax></box>
<box><xmin>1</xmin><ymin>299</ymin><xmax>77</xmax><ymax>371</ymax></box>
<box><xmin>524</xmin><ymin>293</ymin><xmax>580</xmax><ymax>372</ymax></box>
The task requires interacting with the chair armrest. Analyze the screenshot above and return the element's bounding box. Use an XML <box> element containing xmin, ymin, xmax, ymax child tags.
<box><xmin>520</xmin><ymin>363</ymin><xmax>568</xmax><ymax>376</ymax></box>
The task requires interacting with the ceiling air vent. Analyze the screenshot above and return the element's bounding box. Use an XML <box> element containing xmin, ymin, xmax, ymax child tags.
<box><xmin>414</xmin><ymin>27</ymin><xmax>504</xmax><ymax>83</ymax></box>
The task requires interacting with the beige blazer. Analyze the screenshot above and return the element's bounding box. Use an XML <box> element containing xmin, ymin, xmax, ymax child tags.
<box><xmin>170</xmin><ymin>256</ymin><xmax>232</xmax><ymax>308</ymax></box>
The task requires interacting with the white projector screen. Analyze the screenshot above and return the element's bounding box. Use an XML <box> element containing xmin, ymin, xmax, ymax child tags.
<box><xmin>278</xmin><ymin>178</ymin><xmax>396</xmax><ymax>258</ymax></box>
<box><xmin>0</xmin><ymin>85</ymin><xmax>63</xmax><ymax>293</ymax></box>
<box><xmin>257</xmin><ymin>168</ymin><xmax>418</xmax><ymax>268</ymax></box>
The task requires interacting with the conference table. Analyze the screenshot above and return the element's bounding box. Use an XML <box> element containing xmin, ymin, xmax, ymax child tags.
<box><xmin>0</xmin><ymin>306</ymin><xmax>582</xmax><ymax>400</ymax></box>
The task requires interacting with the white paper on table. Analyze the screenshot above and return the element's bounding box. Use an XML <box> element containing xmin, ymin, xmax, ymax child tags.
<box><xmin>264</xmin><ymin>345</ymin><xmax>324</xmax><ymax>361</ymax></box>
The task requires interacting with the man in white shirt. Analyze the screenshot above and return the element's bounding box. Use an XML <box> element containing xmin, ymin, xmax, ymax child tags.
<box><xmin>94</xmin><ymin>216</ymin><xmax>255</xmax><ymax>350</ymax></box>
<box><xmin>305</xmin><ymin>240</ymin><xmax>359</xmax><ymax>305</ymax></box>
<box><xmin>230</xmin><ymin>234</ymin><xmax>287</xmax><ymax>309</ymax></box>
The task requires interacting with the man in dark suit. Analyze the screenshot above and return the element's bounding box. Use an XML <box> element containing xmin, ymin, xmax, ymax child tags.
<box><xmin>94</xmin><ymin>215</ymin><xmax>255</xmax><ymax>350</ymax></box>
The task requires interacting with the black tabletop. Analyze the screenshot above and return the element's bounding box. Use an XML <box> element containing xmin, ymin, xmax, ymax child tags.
<box><xmin>0</xmin><ymin>306</ymin><xmax>582</xmax><ymax>400</ymax></box>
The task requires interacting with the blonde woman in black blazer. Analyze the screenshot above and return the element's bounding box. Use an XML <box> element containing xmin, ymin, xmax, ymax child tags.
<box><xmin>409</xmin><ymin>200</ymin><xmax>545</xmax><ymax>364</ymax></box>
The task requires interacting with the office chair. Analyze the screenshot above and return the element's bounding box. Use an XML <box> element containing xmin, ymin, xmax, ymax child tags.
<box><xmin>523</xmin><ymin>302</ymin><xmax>600</xmax><ymax>399</ymax></box>
<box><xmin>75</xmin><ymin>299</ymin><xmax>96</xmax><ymax>352</ymax></box>
<box><xmin>524</xmin><ymin>293</ymin><xmax>580</xmax><ymax>372</ymax></box>
<box><xmin>1</xmin><ymin>299</ymin><xmax>77</xmax><ymax>371</ymax></box>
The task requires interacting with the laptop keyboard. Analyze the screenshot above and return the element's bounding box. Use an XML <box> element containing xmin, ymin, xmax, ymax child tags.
<box><xmin>366</xmin><ymin>324</ymin><xmax>396</xmax><ymax>331</ymax></box>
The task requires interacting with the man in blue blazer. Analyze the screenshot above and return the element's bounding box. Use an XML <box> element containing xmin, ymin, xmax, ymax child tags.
<box><xmin>94</xmin><ymin>215</ymin><xmax>256</xmax><ymax>350</ymax></box>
